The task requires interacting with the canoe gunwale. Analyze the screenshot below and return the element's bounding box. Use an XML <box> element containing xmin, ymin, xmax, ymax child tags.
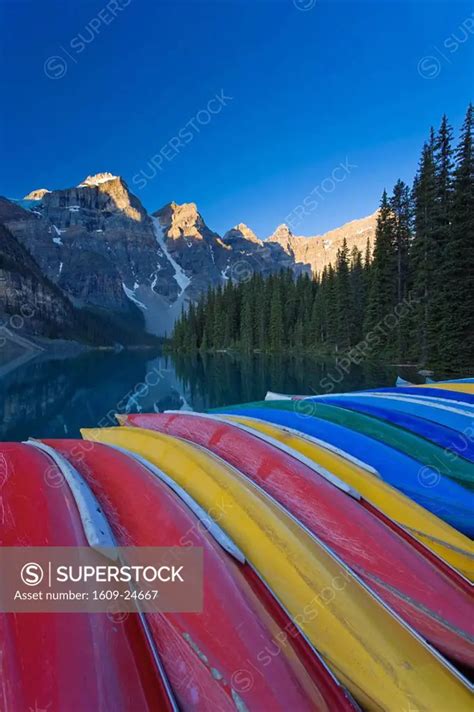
<box><xmin>24</xmin><ymin>439</ymin><xmax>116</xmax><ymax>549</ymax></box>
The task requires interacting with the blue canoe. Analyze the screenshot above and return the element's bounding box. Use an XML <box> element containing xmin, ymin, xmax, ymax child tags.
<box><xmin>308</xmin><ymin>395</ymin><xmax>474</xmax><ymax>463</ymax></box>
<box><xmin>440</xmin><ymin>378</ymin><xmax>474</xmax><ymax>383</ymax></box>
<box><xmin>370</xmin><ymin>386</ymin><xmax>474</xmax><ymax>407</ymax></box>
<box><xmin>312</xmin><ymin>392</ymin><xmax>474</xmax><ymax>433</ymax></box>
<box><xmin>213</xmin><ymin>405</ymin><xmax>474</xmax><ymax>537</ymax></box>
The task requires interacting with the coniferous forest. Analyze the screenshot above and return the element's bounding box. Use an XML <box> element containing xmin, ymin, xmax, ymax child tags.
<box><xmin>172</xmin><ymin>105</ymin><xmax>474</xmax><ymax>370</ymax></box>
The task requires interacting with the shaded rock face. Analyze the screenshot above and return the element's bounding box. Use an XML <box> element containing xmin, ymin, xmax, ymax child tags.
<box><xmin>219</xmin><ymin>221</ymin><xmax>309</xmax><ymax>281</ymax></box>
<box><xmin>0</xmin><ymin>222</ymin><xmax>79</xmax><ymax>339</ymax></box>
<box><xmin>268</xmin><ymin>213</ymin><xmax>377</xmax><ymax>276</ymax></box>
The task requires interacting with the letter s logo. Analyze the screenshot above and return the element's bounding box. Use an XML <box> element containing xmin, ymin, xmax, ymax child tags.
<box><xmin>21</xmin><ymin>562</ymin><xmax>44</xmax><ymax>586</ymax></box>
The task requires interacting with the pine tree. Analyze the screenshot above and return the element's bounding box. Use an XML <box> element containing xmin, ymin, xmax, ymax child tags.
<box><xmin>390</xmin><ymin>179</ymin><xmax>412</xmax><ymax>357</ymax></box>
<box><xmin>240</xmin><ymin>279</ymin><xmax>255</xmax><ymax>351</ymax></box>
<box><xmin>441</xmin><ymin>104</ymin><xmax>474</xmax><ymax>366</ymax></box>
<box><xmin>364</xmin><ymin>190</ymin><xmax>397</xmax><ymax>354</ymax></box>
<box><xmin>430</xmin><ymin>115</ymin><xmax>455</xmax><ymax>362</ymax></box>
<box><xmin>324</xmin><ymin>265</ymin><xmax>338</xmax><ymax>347</ymax></box>
<box><xmin>364</xmin><ymin>237</ymin><xmax>372</xmax><ymax>270</ymax></box>
<box><xmin>269</xmin><ymin>276</ymin><xmax>284</xmax><ymax>351</ymax></box>
<box><xmin>294</xmin><ymin>318</ymin><xmax>304</xmax><ymax>352</ymax></box>
<box><xmin>309</xmin><ymin>289</ymin><xmax>323</xmax><ymax>348</ymax></box>
<box><xmin>350</xmin><ymin>245</ymin><xmax>365</xmax><ymax>344</ymax></box>
<box><xmin>410</xmin><ymin>138</ymin><xmax>437</xmax><ymax>363</ymax></box>
<box><xmin>335</xmin><ymin>239</ymin><xmax>352</xmax><ymax>348</ymax></box>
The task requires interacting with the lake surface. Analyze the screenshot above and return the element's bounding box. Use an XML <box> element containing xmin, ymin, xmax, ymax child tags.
<box><xmin>0</xmin><ymin>348</ymin><xmax>440</xmax><ymax>442</ymax></box>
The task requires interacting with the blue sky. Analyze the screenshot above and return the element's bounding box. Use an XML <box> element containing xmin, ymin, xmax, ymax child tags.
<box><xmin>0</xmin><ymin>0</ymin><xmax>472</xmax><ymax>237</ymax></box>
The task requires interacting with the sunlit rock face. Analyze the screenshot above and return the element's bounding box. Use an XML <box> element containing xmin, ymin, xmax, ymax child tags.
<box><xmin>268</xmin><ymin>213</ymin><xmax>378</xmax><ymax>277</ymax></box>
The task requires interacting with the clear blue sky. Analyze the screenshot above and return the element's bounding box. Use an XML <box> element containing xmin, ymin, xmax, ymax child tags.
<box><xmin>0</xmin><ymin>0</ymin><xmax>472</xmax><ymax>237</ymax></box>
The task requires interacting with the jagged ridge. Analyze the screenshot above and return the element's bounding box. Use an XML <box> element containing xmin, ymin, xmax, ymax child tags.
<box><xmin>1</xmin><ymin>173</ymin><xmax>377</xmax><ymax>338</ymax></box>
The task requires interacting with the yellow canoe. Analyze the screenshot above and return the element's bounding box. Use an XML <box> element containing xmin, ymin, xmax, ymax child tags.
<box><xmin>416</xmin><ymin>383</ymin><xmax>474</xmax><ymax>395</ymax></box>
<box><xmin>82</xmin><ymin>426</ymin><xmax>471</xmax><ymax>712</ymax></box>
<box><xmin>223</xmin><ymin>414</ymin><xmax>474</xmax><ymax>581</ymax></box>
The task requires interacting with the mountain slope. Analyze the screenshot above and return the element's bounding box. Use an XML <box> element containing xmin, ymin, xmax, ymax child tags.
<box><xmin>0</xmin><ymin>222</ymin><xmax>149</xmax><ymax>346</ymax></box>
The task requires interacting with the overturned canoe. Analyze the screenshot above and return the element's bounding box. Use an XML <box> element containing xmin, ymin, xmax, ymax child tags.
<box><xmin>368</xmin><ymin>385</ymin><xmax>474</xmax><ymax>406</ymax></box>
<box><xmin>419</xmin><ymin>382</ymin><xmax>474</xmax><ymax>394</ymax></box>
<box><xmin>120</xmin><ymin>411</ymin><xmax>474</xmax><ymax>667</ymax></box>
<box><xmin>81</xmin><ymin>426</ymin><xmax>473</xmax><ymax>712</ymax></box>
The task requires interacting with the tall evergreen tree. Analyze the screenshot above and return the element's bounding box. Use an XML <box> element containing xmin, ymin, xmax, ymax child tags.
<box><xmin>410</xmin><ymin>139</ymin><xmax>437</xmax><ymax>363</ymax></box>
<box><xmin>350</xmin><ymin>245</ymin><xmax>365</xmax><ymax>344</ymax></box>
<box><xmin>390</xmin><ymin>179</ymin><xmax>412</xmax><ymax>357</ymax></box>
<box><xmin>240</xmin><ymin>278</ymin><xmax>255</xmax><ymax>351</ymax></box>
<box><xmin>335</xmin><ymin>239</ymin><xmax>352</xmax><ymax>348</ymax></box>
<box><xmin>441</xmin><ymin>104</ymin><xmax>474</xmax><ymax>365</ymax></box>
<box><xmin>430</xmin><ymin>115</ymin><xmax>455</xmax><ymax>361</ymax></box>
<box><xmin>309</xmin><ymin>285</ymin><xmax>323</xmax><ymax>346</ymax></box>
<box><xmin>269</xmin><ymin>275</ymin><xmax>284</xmax><ymax>351</ymax></box>
<box><xmin>364</xmin><ymin>190</ymin><xmax>397</xmax><ymax>353</ymax></box>
<box><xmin>324</xmin><ymin>265</ymin><xmax>339</xmax><ymax>346</ymax></box>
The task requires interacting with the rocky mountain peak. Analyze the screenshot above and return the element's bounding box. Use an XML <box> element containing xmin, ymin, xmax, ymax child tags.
<box><xmin>223</xmin><ymin>223</ymin><xmax>261</xmax><ymax>244</ymax></box>
<box><xmin>23</xmin><ymin>188</ymin><xmax>51</xmax><ymax>201</ymax></box>
<box><xmin>268</xmin><ymin>223</ymin><xmax>295</xmax><ymax>250</ymax></box>
<box><xmin>36</xmin><ymin>172</ymin><xmax>146</xmax><ymax>223</ymax></box>
<box><xmin>270</xmin><ymin>223</ymin><xmax>293</xmax><ymax>239</ymax></box>
<box><xmin>153</xmin><ymin>201</ymin><xmax>207</xmax><ymax>240</ymax></box>
<box><xmin>78</xmin><ymin>172</ymin><xmax>119</xmax><ymax>188</ymax></box>
<box><xmin>270</xmin><ymin>212</ymin><xmax>378</xmax><ymax>277</ymax></box>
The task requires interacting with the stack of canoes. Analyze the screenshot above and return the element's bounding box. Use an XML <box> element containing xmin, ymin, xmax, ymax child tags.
<box><xmin>1</xmin><ymin>378</ymin><xmax>473</xmax><ymax>710</ymax></box>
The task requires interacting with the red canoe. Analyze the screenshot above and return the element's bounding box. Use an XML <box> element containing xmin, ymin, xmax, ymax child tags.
<box><xmin>0</xmin><ymin>442</ymin><xmax>174</xmax><ymax>712</ymax></box>
<box><xmin>45</xmin><ymin>438</ymin><xmax>356</xmax><ymax>712</ymax></box>
<box><xmin>121</xmin><ymin>412</ymin><xmax>474</xmax><ymax>669</ymax></box>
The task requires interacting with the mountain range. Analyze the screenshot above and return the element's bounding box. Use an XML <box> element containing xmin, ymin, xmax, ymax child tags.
<box><xmin>0</xmin><ymin>172</ymin><xmax>377</xmax><ymax>342</ymax></box>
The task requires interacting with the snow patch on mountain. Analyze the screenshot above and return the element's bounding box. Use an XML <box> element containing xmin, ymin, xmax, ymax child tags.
<box><xmin>152</xmin><ymin>217</ymin><xmax>191</xmax><ymax>296</ymax></box>
<box><xmin>122</xmin><ymin>283</ymin><xmax>148</xmax><ymax>310</ymax></box>
<box><xmin>78</xmin><ymin>173</ymin><xmax>119</xmax><ymax>187</ymax></box>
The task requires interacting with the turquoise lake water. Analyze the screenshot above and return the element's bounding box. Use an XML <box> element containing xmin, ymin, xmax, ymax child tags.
<box><xmin>0</xmin><ymin>348</ymin><xmax>433</xmax><ymax>441</ymax></box>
